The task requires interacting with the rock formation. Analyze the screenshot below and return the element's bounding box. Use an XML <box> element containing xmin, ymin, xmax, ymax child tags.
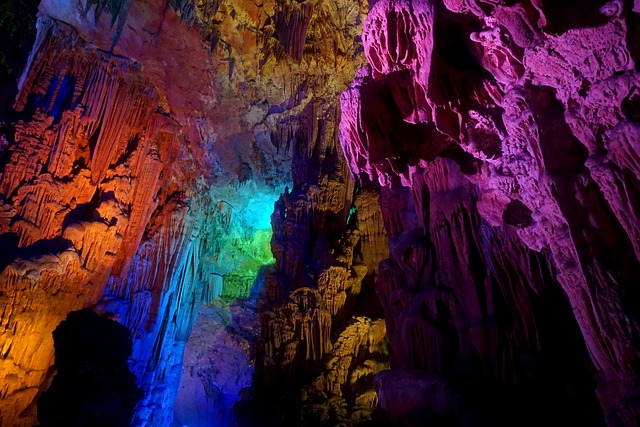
<box><xmin>253</xmin><ymin>101</ymin><xmax>390</xmax><ymax>424</ymax></box>
<box><xmin>340</xmin><ymin>0</ymin><xmax>640</xmax><ymax>425</ymax></box>
<box><xmin>0</xmin><ymin>0</ymin><xmax>639</xmax><ymax>426</ymax></box>
<box><xmin>0</xmin><ymin>1</ymin><xmax>219</xmax><ymax>425</ymax></box>
<box><xmin>0</xmin><ymin>0</ymin><xmax>382</xmax><ymax>425</ymax></box>
<box><xmin>175</xmin><ymin>296</ymin><xmax>261</xmax><ymax>427</ymax></box>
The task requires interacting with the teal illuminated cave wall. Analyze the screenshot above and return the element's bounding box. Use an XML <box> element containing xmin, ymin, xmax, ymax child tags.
<box><xmin>200</xmin><ymin>181</ymin><xmax>284</xmax><ymax>302</ymax></box>
<box><xmin>173</xmin><ymin>180</ymin><xmax>284</xmax><ymax>426</ymax></box>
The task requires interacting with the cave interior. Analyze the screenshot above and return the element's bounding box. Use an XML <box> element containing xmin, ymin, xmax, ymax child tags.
<box><xmin>0</xmin><ymin>0</ymin><xmax>639</xmax><ymax>426</ymax></box>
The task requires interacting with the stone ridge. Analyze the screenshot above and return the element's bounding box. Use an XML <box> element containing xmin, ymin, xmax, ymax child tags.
<box><xmin>340</xmin><ymin>0</ymin><xmax>640</xmax><ymax>425</ymax></box>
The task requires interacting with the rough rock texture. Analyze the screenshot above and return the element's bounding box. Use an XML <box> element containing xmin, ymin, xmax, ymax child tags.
<box><xmin>253</xmin><ymin>121</ymin><xmax>391</xmax><ymax>425</ymax></box>
<box><xmin>0</xmin><ymin>0</ymin><xmax>383</xmax><ymax>425</ymax></box>
<box><xmin>244</xmin><ymin>1</ymin><xmax>394</xmax><ymax>419</ymax></box>
<box><xmin>300</xmin><ymin>316</ymin><xmax>389</xmax><ymax>426</ymax></box>
<box><xmin>175</xmin><ymin>296</ymin><xmax>261</xmax><ymax>427</ymax></box>
<box><xmin>0</xmin><ymin>8</ymin><xmax>210</xmax><ymax>424</ymax></box>
<box><xmin>143</xmin><ymin>0</ymin><xmax>394</xmax><ymax>424</ymax></box>
<box><xmin>3</xmin><ymin>0</ymin><xmax>640</xmax><ymax>426</ymax></box>
<box><xmin>340</xmin><ymin>0</ymin><xmax>640</xmax><ymax>426</ymax></box>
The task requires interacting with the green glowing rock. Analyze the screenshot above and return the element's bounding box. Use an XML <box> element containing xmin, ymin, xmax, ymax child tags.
<box><xmin>220</xmin><ymin>228</ymin><xmax>275</xmax><ymax>301</ymax></box>
<box><xmin>201</xmin><ymin>181</ymin><xmax>284</xmax><ymax>303</ymax></box>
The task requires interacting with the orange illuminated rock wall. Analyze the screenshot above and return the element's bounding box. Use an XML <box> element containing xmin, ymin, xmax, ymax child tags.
<box><xmin>0</xmin><ymin>11</ymin><xmax>207</xmax><ymax>425</ymax></box>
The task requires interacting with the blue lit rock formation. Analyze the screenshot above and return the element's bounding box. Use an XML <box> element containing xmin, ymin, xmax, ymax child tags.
<box><xmin>174</xmin><ymin>284</ymin><xmax>263</xmax><ymax>427</ymax></box>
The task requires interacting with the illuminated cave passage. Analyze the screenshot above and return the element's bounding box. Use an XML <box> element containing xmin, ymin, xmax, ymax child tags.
<box><xmin>173</xmin><ymin>182</ymin><xmax>282</xmax><ymax>427</ymax></box>
<box><xmin>198</xmin><ymin>183</ymin><xmax>281</xmax><ymax>302</ymax></box>
<box><xmin>1</xmin><ymin>0</ymin><xmax>640</xmax><ymax>426</ymax></box>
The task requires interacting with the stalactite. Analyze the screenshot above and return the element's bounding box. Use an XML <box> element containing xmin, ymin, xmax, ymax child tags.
<box><xmin>274</xmin><ymin>0</ymin><xmax>315</xmax><ymax>62</ymax></box>
<box><xmin>0</xmin><ymin>11</ymin><xmax>203</xmax><ymax>425</ymax></box>
<box><xmin>339</xmin><ymin>0</ymin><xmax>640</xmax><ymax>424</ymax></box>
<box><xmin>13</xmin><ymin>17</ymin><xmax>160</xmax><ymax>186</ymax></box>
<box><xmin>305</xmin><ymin>317</ymin><xmax>387</xmax><ymax>409</ymax></box>
<box><xmin>96</xmin><ymin>194</ymin><xmax>204</xmax><ymax>426</ymax></box>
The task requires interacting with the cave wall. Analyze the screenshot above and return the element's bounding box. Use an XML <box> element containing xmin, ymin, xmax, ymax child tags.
<box><xmin>0</xmin><ymin>7</ymin><xmax>211</xmax><ymax>424</ymax></box>
<box><xmin>2</xmin><ymin>0</ymin><xmax>640</xmax><ymax>426</ymax></box>
<box><xmin>0</xmin><ymin>0</ymin><xmax>380</xmax><ymax>425</ymax></box>
<box><xmin>252</xmin><ymin>98</ymin><xmax>391</xmax><ymax>426</ymax></box>
<box><xmin>226</xmin><ymin>1</ymin><xmax>394</xmax><ymax>425</ymax></box>
<box><xmin>339</xmin><ymin>0</ymin><xmax>640</xmax><ymax>425</ymax></box>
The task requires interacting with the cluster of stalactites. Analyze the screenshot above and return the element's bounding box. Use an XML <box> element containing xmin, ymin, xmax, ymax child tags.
<box><xmin>15</xmin><ymin>16</ymin><xmax>173</xmax><ymax>185</ymax></box>
<box><xmin>0</xmin><ymin>15</ymin><xmax>192</xmax><ymax>426</ymax></box>
<box><xmin>339</xmin><ymin>0</ymin><xmax>640</xmax><ymax>424</ymax></box>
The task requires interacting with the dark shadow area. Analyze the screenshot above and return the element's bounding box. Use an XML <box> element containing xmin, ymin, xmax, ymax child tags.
<box><xmin>0</xmin><ymin>0</ymin><xmax>39</xmax><ymax>119</ymax></box>
<box><xmin>0</xmin><ymin>232</ymin><xmax>18</xmax><ymax>274</ymax></box>
<box><xmin>0</xmin><ymin>121</ymin><xmax>15</xmax><ymax>174</ymax></box>
<box><xmin>0</xmin><ymin>233</ymin><xmax>74</xmax><ymax>275</ymax></box>
<box><xmin>16</xmin><ymin>237</ymin><xmax>73</xmax><ymax>259</ymax></box>
<box><xmin>430</xmin><ymin>3</ymin><xmax>494</xmax><ymax>106</ymax></box>
<box><xmin>627</xmin><ymin>5</ymin><xmax>640</xmax><ymax>70</ymax></box>
<box><xmin>465</xmin><ymin>282</ymin><xmax>605</xmax><ymax>427</ymax></box>
<box><xmin>503</xmin><ymin>199</ymin><xmax>533</xmax><ymax>227</ymax></box>
<box><xmin>531</xmin><ymin>284</ymin><xmax>605</xmax><ymax>426</ymax></box>
<box><xmin>440</xmin><ymin>145</ymin><xmax>483</xmax><ymax>175</ymax></box>
<box><xmin>37</xmin><ymin>308</ymin><xmax>142</xmax><ymax>427</ymax></box>
<box><xmin>538</xmin><ymin>0</ymin><xmax>610</xmax><ymax>35</ymax></box>
<box><xmin>621</xmin><ymin>85</ymin><xmax>640</xmax><ymax>122</ymax></box>
<box><xmin>62</xmin><ymin>188</ymin><xmax>102</xmax><ymax>230</ymax></box>
<box><xmin>531</xmin><ymin>86</ymin><xmax>589</xmax><ymax>174</ymax></box>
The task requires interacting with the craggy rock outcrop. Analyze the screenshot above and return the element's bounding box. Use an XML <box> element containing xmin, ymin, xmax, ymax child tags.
<box><xmin>340</xmin><ymin>0</ymin><xmax>640</xmax><ymax>426</ymax></box>
<box><xmin>0</xmin><ymin>8</ymin><xmax>209</xmax><ymax>424</ymax></box>
<box><xmin>0</xmin><ymin>0</ymin><xmax>264</xmax><ymax>424</ymax></box>
<box><xmin>252</xmin><ymin>71</ymin><xmax>390</xmax><ymax>427</ymax></box>
<box><xmin>254</xmin><ymin>103</ymin><xmax>390</xmax><ymax>425</ymax></box>
<box><xmin>97</xmin><ymin>193</ymin><xmax>206</xmax><ymax>426</ymax></box>
<box><xmin>301</xmin><ymin>317</ymin><xmax>389</xmax><ymax>426</ymax></box>
<box><xmin>175</xmin><ymin>297</ymin><xmax>261</xmax><ymax>427</ymax></box>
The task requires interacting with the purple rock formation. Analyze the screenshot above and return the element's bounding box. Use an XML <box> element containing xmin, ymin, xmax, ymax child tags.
<box><xmin>340</xmin><ymin>0</ymin><xmax>640</xmax><ymax>425</ymax></box>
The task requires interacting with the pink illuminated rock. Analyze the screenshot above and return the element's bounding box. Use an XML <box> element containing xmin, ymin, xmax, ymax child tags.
<box><xmin>340</xmin><ymin>0</ymin><xmax>640</xmax><ymax>425</ymax></box>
